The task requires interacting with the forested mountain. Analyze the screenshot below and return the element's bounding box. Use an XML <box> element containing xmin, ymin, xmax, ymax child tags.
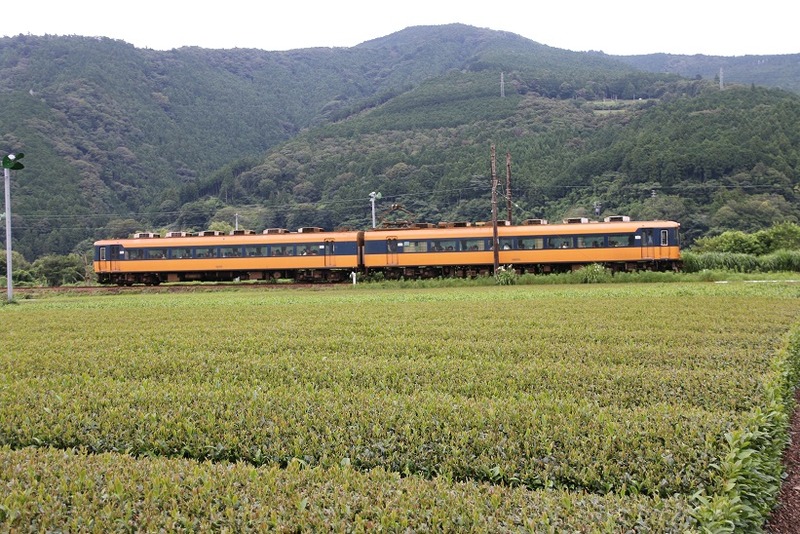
<box><xmin>0</xmin><ymin>24</ymin><xmax>798</xmax><ymax>259</ymax></box>
<box><xmin>617</xmin><ymin>53</ymin><xmax>800</xmax><ymax>94</ymax></box>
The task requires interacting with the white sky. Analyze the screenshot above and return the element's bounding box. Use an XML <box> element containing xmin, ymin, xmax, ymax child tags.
<box><xmin>4</xmin><ymin>1</ymin><xmax>798</xmax><ymax>57</ymax></box>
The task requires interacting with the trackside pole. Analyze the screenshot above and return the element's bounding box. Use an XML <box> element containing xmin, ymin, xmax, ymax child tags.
<box><xmin>3</xmin><ymin>152</ymin><xmax>24</xmax><ymax>302</ymax></box>
<box><xmin>4</xmin><ymin>167</ymin><xmax>12</xmax><ymax>302</ymax></box>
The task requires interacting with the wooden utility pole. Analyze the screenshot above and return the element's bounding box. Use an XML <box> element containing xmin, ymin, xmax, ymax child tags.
<box><xmin>490</xmin><ymin>145</ymin><xmax>500</xmax><ymax>274</ymax></box>
<box><xmin>505</xmin><ymin>151</ymin><xmax>512</xmax><ymax>224</ymax></box>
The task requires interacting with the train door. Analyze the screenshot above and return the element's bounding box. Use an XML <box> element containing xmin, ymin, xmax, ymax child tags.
<box><xmin>656</xmin><ymin>229</ymin><xmax>670</xmax><ymax>259</ymax></box>
<box><xmin>109</xmin><ymin>245</ymin><xmax>123</xmax><ymax>271</ymax></box>
<box><xmin>324</xmin><ymin>239</ymin><xmax>336</xmax><ymax>267</ymax></box>
<box><xmin>641</xmin><ymin>229</ymin><xmax>655</xmax><ymax>260</ymax></box>
<box><xmin>386</xmin><ymin>237</ymin><xmax>399</xmax><ymax>266</ymax></box>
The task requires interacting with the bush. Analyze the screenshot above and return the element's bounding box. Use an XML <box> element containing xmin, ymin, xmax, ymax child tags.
<box><xmin>575</xmin><ymin>263</ymin><xmax>612</xmax><ymax>284</ymax></box>
<box><xmin>757</xmin><ymin>222</ymin><xmax>800</xmax><ymax>253</ymax></box>
<box><xmin>31</xmin><ymin>254</ymin><xmax>86</xmax><ymax>286</ymax></box>
<box><xmin>758</xmin><ymin>249</ymin><xmax>800</xmax><ymax>272</ymax></box>
<box><xmin>681</xmin><ymin>252</ymin><xmax>760</xmax><ymax>273</ymax></box>
<box><xmin>494</xmin><ymin>265</ymin><xmax>518</xmax><ymax>285</ymax></box>
<box><xmin>692</xmin><ymin>231</ymin><xmax>765</xmax><ymax>255</ymax></box>
<box><xmin>692</xmin><ymin>223</ymin><xmax>800</xmax><ymax>256</ymax></box>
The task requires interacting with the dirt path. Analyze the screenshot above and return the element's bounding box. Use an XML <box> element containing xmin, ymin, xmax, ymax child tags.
<box><xmin>765</xmin><ymin>388</ymin><xmax>800</xmax><ymax>533</ymax></box>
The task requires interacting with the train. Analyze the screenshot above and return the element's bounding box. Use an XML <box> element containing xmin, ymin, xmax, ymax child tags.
<box><xmin>93</xmin><ymin>217</ymin><xmax>681</xmax><ymax>285</ymax></box>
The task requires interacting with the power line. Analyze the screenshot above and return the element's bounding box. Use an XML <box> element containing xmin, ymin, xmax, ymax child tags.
<box><xmin>4</xmin><ymin>181</ymin><xmax>791</xmax><ymax>229</ymax></box>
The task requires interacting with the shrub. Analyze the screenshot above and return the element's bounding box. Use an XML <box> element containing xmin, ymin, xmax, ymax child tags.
<box><xmin>756</xmin><ymin>222</ymin><xmax>800</xmax><ymax>253</ymax></box>
<box><xmin>576</xmin><ymin>263</ymin><xmax>612</xmax><ymax>283</ymax></box>
<box><xmin>758</xmin><ymin>249</ymin><xmax>800</xmax><ymax>272</ymax></box>
<box><xmin>494</xmin><ymin>265</ymin><xmax>518</xmax><ymax>285</ymax></box>
<box><xmin>692</xmin><ymin>231</ymin><xmax>765</xmax><ymax>255</ymax></box>
<box><xmin>681</xmin><ymin>252</ymin><xmax>760</xmax><ymax>273</ymax></box>
<box><xmin>31</xmin><ymin>254</ymin><xmax>86</xmax><ymax>287</ymax></box>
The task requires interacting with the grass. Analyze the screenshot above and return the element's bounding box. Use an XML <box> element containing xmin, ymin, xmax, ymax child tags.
<box><xmin>1</xmin><ymin>282</ymin><xmax>799</xmax><ymax>530</ymax></box>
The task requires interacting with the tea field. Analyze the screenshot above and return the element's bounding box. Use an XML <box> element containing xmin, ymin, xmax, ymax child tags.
<box><xmin>1</xmin><ymin>282</ymin><xmax>800</xmax><ymax>531</ymax></box>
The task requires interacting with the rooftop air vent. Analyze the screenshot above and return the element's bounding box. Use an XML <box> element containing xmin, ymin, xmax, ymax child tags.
<box><xmin>604</xmin><ymin>215</ymin><xmax>631</xmax><ymax>222</ymax></box>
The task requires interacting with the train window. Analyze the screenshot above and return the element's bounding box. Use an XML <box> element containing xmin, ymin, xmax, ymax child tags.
<box><xmin>99</xmin><ymin>247</ymin><xmax>107</xmax><ymax>261</ymax></box>
<box><xmin>403</xmin><ymin>241</ymin><xmax>428</xmax><ymax>253</ymax></box>
<box><xmin>547</xmin><ymin>237</ymin><xmax>573</xmax><ymax>249</ymax></box>
<box><xmin>577</xmin><ymin>235</ymin><xmax>605</xmax><ymax>248</ymax></box>
<box><xmin>271</xmin><ymin>245</ymin><xmax>294</xmax><ymax>256</ymax></box>
<box><xmin>146</xmin><ymin>248</ymin><xmax>168</xmax><ymax>259</ymax></box>
<box><xmin>299</xmin><ymin>244</ymin><xmax>320</xmax><ymax>255</ymax></box>
<box><xmin>517</xmin><ymin>237</ymin><xmax>543</xmax><ymax>250</ymax></box>
<box><xmin>170</xmin><ymin>247</ymin><xmax>192</xmax><ymax>259</ymax></box>
<box><xmin>608</xmin><ymin>235</ymin><xmax>637</xmax><ymax>247</ymax></box>
<box><xmin>195</xmin><ymin>247</ymin><xmax>217</xmax><ymax>258</ymax></box>
<box><xmin>245</xmin><ymin>246</ymin><xmax>267</xmax><ymax>257</ymax></box>
<box><xmin>220</xmin><ymin>246</ymin><xmax>243</xmax><ymax>258</ymax></box>
<box><xmin>432</xmin><ymin>240</ymin><xmax>458</xmax><ymax>252</ymax></box>
<box><xmin>460</xmin><ymin>239</ymin><xmax>484</xmax><ymax>251</ymax></box>
<box><xmin>499</xmin><ymin>239</ymin><xmax>513</xmax><ymax>250</ymax></box>
<box><xmin>127</xmin><ymin>249</ymin><xmax>144</xmax><ymax>260</ymax></box>
<box><xmin>660</xmin><ymin>230</ymin><xmax>669</xmax><ymax>246</ymax></box>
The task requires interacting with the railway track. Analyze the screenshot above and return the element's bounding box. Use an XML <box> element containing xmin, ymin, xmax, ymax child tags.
<box><xmin>8</xmin><ymin>282</ymin><xmax>323</xmax><ymax>297</ymax></box>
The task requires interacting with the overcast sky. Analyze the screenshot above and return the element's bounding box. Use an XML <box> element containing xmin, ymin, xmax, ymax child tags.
<box><xmin>4</xmin><ymin>1</ymin><xmax>797</xmax><ymax>57</ymax></box>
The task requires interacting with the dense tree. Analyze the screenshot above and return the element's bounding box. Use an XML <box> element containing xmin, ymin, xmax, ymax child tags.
<box><xmin>691</xmin><ymin>222</ymin><xmax>800</xmax><ymax>255</ymax></box>
<box><xmin>31</xmin><ymin>254</ymin><xmax>85</xmax><ymax>286</ymax></box>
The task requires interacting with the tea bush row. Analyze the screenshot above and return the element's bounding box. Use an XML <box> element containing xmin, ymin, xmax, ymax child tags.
<box><xmin>2</xmin><ymin>286</ymin><xmax>798</xmax><ymax>499</ymax></box>
<box><xmin>0</xmin><ymin>446</ymin><xmax>696</xmax><ymax>532</ymax></box>
<box><xmin>1</xmin><ymin>284</ymin><xmax>799</xmax><ymax>530</ymax></box>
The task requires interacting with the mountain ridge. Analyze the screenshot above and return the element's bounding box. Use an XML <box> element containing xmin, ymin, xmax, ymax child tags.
<box><xmin>0</xmin><ymin>24</ymin><xmax>798</xmax><ymax>259</ymax></box>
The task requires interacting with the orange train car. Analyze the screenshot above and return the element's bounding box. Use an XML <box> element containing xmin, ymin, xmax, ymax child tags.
<box><xmin>362</xmin><ymin>218</ymin><xmax>681</xmax><ymax>278</ymax></box>
<box><xmin>94</xmin><ymin>218</ymin><xmax>681</xmax><ymax>285</ymax></box>
<box><xmin>93</xmin><ymin>228</ymin><xmax>363</xmax><ymax>285</ymax></box>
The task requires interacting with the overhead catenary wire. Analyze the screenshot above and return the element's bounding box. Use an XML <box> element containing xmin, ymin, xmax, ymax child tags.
<box><xmin>2</xmin><ymin>180</ymin><xmax>790</xmax><ymax>232</ymax></box>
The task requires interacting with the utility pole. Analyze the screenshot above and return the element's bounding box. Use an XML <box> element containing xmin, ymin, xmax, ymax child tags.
<box><xmin>369</xmin><ymin>191</ymin><xmax>381</xmax><ymax>229</ymax></box>
<box><xmin>500</xmin><ymin>72</ymin><xmax>505</xmax><ymax>98</ymax></box>
<box><xmin>490</xmin><ymin>145</ymin><xmax>500</xmax><ymax>275</ymax></box>
<box><xmin>234</xmin><ymin>213</ymin><xmax>239</xmax><ymax>231</ymax></box>
<box><xmin>505</xmin><ymin>151</ymin><xmax>512</xmax><ymax>224</ymax></box>
<box><xmin>2</xmin><ymin>153</ymin><xmax>24</xmax><ymax>303</ymax></box>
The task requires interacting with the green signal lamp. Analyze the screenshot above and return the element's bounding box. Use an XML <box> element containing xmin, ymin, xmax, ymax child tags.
<box><xmin>2</xmin><ymin>153</ymin><xmax>24</xmax><ymax>170</ymax></box>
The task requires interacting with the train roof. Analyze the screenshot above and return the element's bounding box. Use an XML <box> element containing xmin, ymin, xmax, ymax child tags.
<box><xmin>94</xmin><ymin>220</ymin><xmax>680</xmax><ymax>247</ymax></box>
<box><xmin>95</xmin><ymin>229</ymin><xmax>363</xmax><ymax>247</ymax></box>
<box><xmin>363</xmin><ymin>220</ymin><xmax>680</xmax><ymax>240</ymax></box>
